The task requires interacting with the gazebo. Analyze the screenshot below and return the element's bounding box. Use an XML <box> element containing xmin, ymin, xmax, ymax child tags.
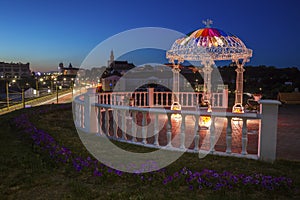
<box><xmin>167</xmin><ymin>19</ymin><xmax>252</xmax><ymax>112</ymax></box>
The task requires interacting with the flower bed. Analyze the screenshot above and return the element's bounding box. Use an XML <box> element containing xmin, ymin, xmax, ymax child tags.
<box><xmin>13</xmin><ymin>105</ymin><xmax>294</xmax><ymax>193</ymax></box>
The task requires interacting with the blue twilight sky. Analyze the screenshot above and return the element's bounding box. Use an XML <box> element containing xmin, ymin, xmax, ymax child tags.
<box><xmin>0</xmin><ymin>0</ymin><xmax>299</xmax><ymax>71</ymax></box>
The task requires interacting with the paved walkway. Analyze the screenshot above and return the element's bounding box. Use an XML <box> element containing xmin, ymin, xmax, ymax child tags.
<box><xmin>109</xmin><ymin>104</ymin><xmax>300</xmax><ymax>161</ymax></box>
<box><xmin>276</xmin><ymin>104</ymin><xmax>300</xmax><ymax>161</ymax></box>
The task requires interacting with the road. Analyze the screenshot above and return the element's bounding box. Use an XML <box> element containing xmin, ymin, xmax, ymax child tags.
<box><xmin>0</xmin><ymin>89</ymin><xmax>85</xmax><ymax>115</ymax></box>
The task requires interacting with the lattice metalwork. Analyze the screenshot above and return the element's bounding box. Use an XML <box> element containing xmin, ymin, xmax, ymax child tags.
<box><xmin>167</xmin><ymin>20</ymin><xmax>253</xmax><ymax>112</ymax></box>
<box><xmin>166</xmin><ymin>27</ymin><xmax>252</xmax><ymax>62</ymax></box>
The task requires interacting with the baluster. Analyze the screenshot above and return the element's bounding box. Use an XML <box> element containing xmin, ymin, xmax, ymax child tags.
<box><xmin>142</xmin><ymin>112</ymin><xmax>147</xmax><ymax>144</ymax></box>
<box><xmin>154</xmin><ymin>113</ymin><xmax>159</xmax><ymax>146</ymax></box>
<box><xmin>226</xmin><ymin>117</ymin><xmax>232</xmax><ymax>154</ymax></box>
<box><xmin>186</xmin><ymin>94</ymin><xmax>189</xmax><ymax>106</ymax></box>
<box><xmin>194</xmin><ymin>114</ymin><xmax>200</xmax><ymax>151</ymax></box>
<box><xmin>191</xmin><ymin>94</ymin><xmax>194</xmax><ymax>107</ymax></box>
<box><xmin>156</xmin><ymin>93</ymin><xmax>158</xmax><ymax>105</ymax></box>
<box><xmin>131</xmin><ymin>111</ymin><xmax>137</xmax><ymax>142</ymax></box>
<box><xmin>166</xmin><ymin>93</ymin><xmax>169</xmax><ymax>106</ymax></box>
<box><xmin>139</xmin><ymin>94</ymin><xmax>142</xmax><ymax>106</ymax></box>
<box><xmin>81</xmin><ymin>105</ymin><xmax>84</xmax><ymax>128</ymax></box>
<box><xmin>241</xmin><ymin>118</ymin><xmax>248</xmax><ymax>155</ymax></box>
<box><xmin>180</xmin><ymin>114</ymin><xmax>186</xmax><ymax>149</ymax></box>
<box><xmin>209</xmin><ymin>116</ymin><xmax>215</xmax><ymax>152</ymax></box>
<box><xmin>113</xmin><ymin>110</ymin><xmax>118</xmax><ymax>138</ymax></box>
<box><xmin>75</xmin><ymin>104</ymin><xmax>79</xmax><ymax>127</ymax></box>
<box><xmin>97</xmin><ymin>107</ymin><xmax>101</xmax><ymax>136</ymax></box>
<box><xmin>105</xmin><ymin>108</ymin><xmax>109</xmax><ymax>136</ymax></box>
<box><xmin>77</xmin><ymin>104</ymin><xmax>80</xmax><ymax>127</ymax></box>
<box><xmin>122</xmin><ymin>110</ymin><xmax>127</xmax><ymax>140</ymax></box>
<box><xmin>179</xmin><ymin>93</ymin><xmax>181</xmax><ymax>105</ymax></box>
<box><xmin>166</xmin><ymin>113</ymin><xmax>172</xmax><ymax>147</ymax></box>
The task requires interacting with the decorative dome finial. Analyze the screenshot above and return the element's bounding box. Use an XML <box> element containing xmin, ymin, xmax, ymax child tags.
<box><xmin>202</xmin><ymin>19</ymin><xmax>213</xmax><ymax>28</ymax></box>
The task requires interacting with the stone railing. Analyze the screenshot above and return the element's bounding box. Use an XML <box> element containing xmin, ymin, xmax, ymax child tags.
<box><xmin>73</xmin><ymin>89</ymin><xmax>281</xmax><ymax>163</ymax></box>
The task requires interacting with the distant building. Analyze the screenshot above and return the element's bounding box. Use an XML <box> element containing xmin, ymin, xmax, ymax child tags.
<box><xmin>101</xmin><ymin>75</ymin><xmax>121</xmax><ymax>91</ymax></box>
<box><xmin>0</xmin><ymin>61</ymin><xmax>31</xmax><ymax>78</ymax></box>
<box><xmin>57</xmin><ymin>62</ymin><xmax>79</xmax><ymax>87</ymax></box>
<box><xmin>58</xmin><ymin>62</ymin><xmax>79</xmax><ymax>76</ymax></box>
<box><xmin>107</xmin><ymin>50</ymin><xmax>135</xmax><ymax>75</ymax></box>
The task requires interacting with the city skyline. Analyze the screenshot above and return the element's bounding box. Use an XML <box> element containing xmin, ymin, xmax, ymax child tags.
<box><xmin>0</xmin><ymin>0</ymin><xmax>300</xmax><ymax>71</ymax></box>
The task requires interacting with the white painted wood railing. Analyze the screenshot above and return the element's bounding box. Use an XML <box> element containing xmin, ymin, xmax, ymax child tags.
<box><xmin>97</xmin><ymin>88</ymin><xmax>228</xmax><ymax>109</ymax></box>
<box><xmin>73</xmin><ymin>89</ymin><xmax>281</xmax><ymax>163</ymax></box>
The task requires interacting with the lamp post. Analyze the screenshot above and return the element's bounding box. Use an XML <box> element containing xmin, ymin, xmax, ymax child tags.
<box><xmin>71</xmin><ymin>78</ymin><xmax>74</xmax><ymax>98</ymax></box>
<box><xmin>56</xmin><ymin>84</ymin><xmax>59</xmax><ymax>104</ymax></box>
<box><xmin>22</xmin><ymin>88</ymin><xmax>25</xmax><ymax>108</ymax></box>
<box><xmin>6</xmin><ymin>80</ymin><xmax>9</xmax><ymax>110</ymax></box>
<box><xmin>35</xmin><ymin>77</ymin><xmax>39</xmax><ymax>96</ymax></box>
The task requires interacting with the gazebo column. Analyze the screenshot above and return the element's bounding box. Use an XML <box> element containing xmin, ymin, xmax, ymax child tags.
<box><xmin>232</xmin><ymin>58</ymin><xmax>248</xmax><ymax>113</ymax></box>
<box><xmin>172</xmin><ymin>65</ymin><xmax>180</xmax><ymax>104</ymax></box>
<box><xmin>170</xmin><ymin>58</ymin><xmax>183</xmax><ymax>110</ymax></box>
<box><xmin>201</xmin><ymin>59</ymin><xmax>214</xmax><ymax>107</ymax></box>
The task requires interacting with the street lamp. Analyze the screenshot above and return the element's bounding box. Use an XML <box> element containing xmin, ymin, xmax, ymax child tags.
<box><xmin>4</xmin><ymin>78</ymin><xmax>25</xmax><ymax>110</ymax></box>
<box><xmin>6</xmin><ymin>80</ymin><xmax>9</xmax><ymax>110</ymax></box>
<box><xmin>71</xmin><ymin>78</ymin><xmax>74</xmax><ymax>98</ymax></box>
<box><xmin>56</xmin><ymin>83</ymin><xmax>59</xmax><ymax>104</ymax></box>
<box><xmin>5</xmin><ymin>79</ymin><xmax>16</xmax><ymax>110</ymax></box>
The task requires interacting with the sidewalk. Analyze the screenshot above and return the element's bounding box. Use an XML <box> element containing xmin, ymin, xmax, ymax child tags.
<box><xmin>276</xmin><ymin>104</ymin><xmax>300</xmax><ymax>161</ymax></box>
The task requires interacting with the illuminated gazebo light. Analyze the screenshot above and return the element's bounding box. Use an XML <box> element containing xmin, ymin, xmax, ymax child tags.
<box><xmin>167</xmin><ymin>19</ymin><xmax>252</xmax><ymax>112</ymax></box>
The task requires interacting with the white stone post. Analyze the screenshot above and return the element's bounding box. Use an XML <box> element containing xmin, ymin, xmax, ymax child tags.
<box><xmin>258</xmin><ymin>100</ymin><xmax>281</xmax><ymax>162</ymax></box>
<box><xmin>148</xmin><ymin>88</ymin><xmax>154</xmax><ymax>107</ymax></box>
<box><xmin>84</xmin><ymin>88</ymin><xmax>98</xmax><ymax>133</ymax></box>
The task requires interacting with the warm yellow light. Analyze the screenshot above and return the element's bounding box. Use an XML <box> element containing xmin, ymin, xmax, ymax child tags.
<box><xmin>171</xmin><ymin>102</ymin><xmax>181</xmax><ymax>111</ymax></box>
<box><xmin>172</xmin><ymin>113</ymin><xmax>182</xmax><ymax>122</ymax></box>
<box><xmin>232</xmin><ymin>107</ymin><xmax>243</xmax><ymax>113</ymax></box>
<box><xmin>200</xmin><ymin>116</ymin><xmax>211</xmax><ymax>128</ymax></box>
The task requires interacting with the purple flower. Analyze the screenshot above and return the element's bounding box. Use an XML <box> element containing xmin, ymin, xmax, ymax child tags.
<box><xmin>173</xmin><ymin>172</ymin><xmax>179</xmax><ymax>177</ymax></box>
<box><xmin>93</xmin><ymin>169</ymin><xmax>103</xmax><ymax>177</ymax></box>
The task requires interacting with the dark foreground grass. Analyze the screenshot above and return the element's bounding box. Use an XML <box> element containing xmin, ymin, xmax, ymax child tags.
<box><xmin>0</xmin><ymin>104</ymin><xmax>299</xmax><ymax>199</ymax></box>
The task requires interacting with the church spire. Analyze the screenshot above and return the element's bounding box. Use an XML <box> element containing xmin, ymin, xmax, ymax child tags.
<box><xmin>108</xmin><ymin>50</ymin><xmax>114</xmax><ymax>67</ymax></box>
<box><xmin>110</xmin><ymin>50</ymin><xmax>114</xmax><ymax>63</ymax></box>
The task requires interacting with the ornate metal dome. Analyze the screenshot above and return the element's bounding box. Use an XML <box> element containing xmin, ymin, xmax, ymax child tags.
<box><xmin>167</xmin><ymin>24</ymin><xmax>252</xmax><ymax>61</ymax></box>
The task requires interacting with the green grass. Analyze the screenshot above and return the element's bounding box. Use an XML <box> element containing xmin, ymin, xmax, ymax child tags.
<box><xmin>0</xmin><ymin>104</ymin><xmax>299</xmax><ymax>199</ymax></box>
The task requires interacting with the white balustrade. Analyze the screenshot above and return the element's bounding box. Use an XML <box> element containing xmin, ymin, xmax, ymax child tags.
<box><xmin>96</xmin><ymin>90</ymin><xmax>226</xmax><ymax>108</ymax></box>
<box><xmin>73</xmin><ymin>91</ymin><xmax>281</xmax><ymax>163</ymax></box>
